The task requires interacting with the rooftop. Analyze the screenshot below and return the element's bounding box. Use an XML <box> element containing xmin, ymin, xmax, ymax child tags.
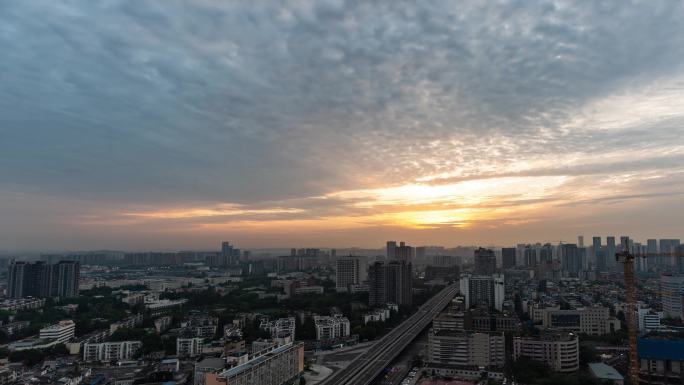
<box><xmin>588</xmin><ymin>363</ymin><xmax>623</xmax><ymax>381</ymax></box>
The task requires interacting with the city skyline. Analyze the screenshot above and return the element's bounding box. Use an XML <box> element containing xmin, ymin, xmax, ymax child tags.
<box><xmin>2</xmin><ymin>1</ymin><xmax>684</xmax><ymax>250</ymax></box>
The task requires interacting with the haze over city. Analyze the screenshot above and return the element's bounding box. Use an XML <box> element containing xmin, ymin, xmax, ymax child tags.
<box><xmin>1</xmin><ymin>1</ymin><xmax>684</xmax><ymax>251</ymax></box>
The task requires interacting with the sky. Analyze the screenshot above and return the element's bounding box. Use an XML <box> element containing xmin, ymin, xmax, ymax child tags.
<box><xmin>1</xmin><ymin>0</ymin><xmax>684</xmax><ymax>251</ymax></box>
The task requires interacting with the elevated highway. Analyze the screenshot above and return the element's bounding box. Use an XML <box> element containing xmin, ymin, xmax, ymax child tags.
<box><xmin>321</xmin><ymin>283</ymin><xmax>459</xmax><ymax>385</ymax></box>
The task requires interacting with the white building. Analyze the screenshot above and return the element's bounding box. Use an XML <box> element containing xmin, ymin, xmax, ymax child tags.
<box><xmin>39</xmin><ymin>320</ymin><xmax>75</xmax><ymax>343</ymax></box>
<box><xmin>363</xmin><ymin>308</ymin><xmax>390</xmax><ymax>324</ymax></box>
<box><xmin>637</xmin><ymin>307</ymin><xmax>662</xmax><ymax>334</ymax></box>
<box><xmin>661</xmin><ymin>274</ymin><xmax>684</xmax><ymax>319</ymax></box>
<box><xmin>314</xmin><ymin>315</ymin><xmax>351</xmax><ymax>341</ymax></box>
<box><xmin>83</xmin><ymin>341</ymin><xmax>142</xmax><ymax>362</ymax></box>
<box><xmin>335</xmin><ymin>257</ymin><xmax>361</xmax><ymax>292</ymax></box>
<box><xmin>459</xmin><ymin>274</ymin><xmax>505</xmax><ymax>311</ymax></box>
<box><xmin>177</xmin><ymin>337</ymin><xmax>203</xmax><ymax>357</ymax></box>
<box><xmin>260</xmin><ymin>317</ymin><xmax>296</xmax><ymax>339</ymax></box>
<box><xmin>428</xmin><ymin>330</ymin><xmax>505</xmax><ymax>368</ymax></box>
<box><xmin>207</xmin><ymin>342</ymin><xmax>304</xmax><ymax>385</ymax></box>
<box><xmin>513</xmin><ymin>332</ymin><xmax>579</xmax><ymax>373</ymax></box>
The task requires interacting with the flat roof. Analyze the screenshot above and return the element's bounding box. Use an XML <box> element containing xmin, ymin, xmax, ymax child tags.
<box><xmin>588</xmin><ymin>363</ymin><xmax>623</xmax><ymax>381</ymax></box>
<box><xmin>221</xmin><ymin>343</ymin><xmax>297</xmax><ymax>378</ymax></box>
<box><xmin>638</xmin><ymin>338</ymin><xmax>684</xmax><ymax>361</ymax></box>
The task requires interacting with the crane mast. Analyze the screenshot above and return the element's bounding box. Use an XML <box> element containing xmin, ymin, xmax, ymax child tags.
<box><xmin>616</xmin><ymin>240</ymin><xmax>639</xmax><ymax>385</ymax></box>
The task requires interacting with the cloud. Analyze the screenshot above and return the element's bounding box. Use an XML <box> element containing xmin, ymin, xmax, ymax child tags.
<box><xmin>0</xmin><ymin>0</ymin><xmax>683</xmax><ymax>249</ymax></box>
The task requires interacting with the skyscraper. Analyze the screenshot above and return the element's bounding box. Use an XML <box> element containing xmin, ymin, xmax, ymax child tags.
<box><xmin>539</xmin><ymin>244</ymin><xmax>553</xmax><ymax>264</ymax></box>
<box><xmin>578</xmin><ymin>236</ymin><xmax>584</xmax><ymax>248</ymax></box>
<box><xmin>606</xmin><ymin>236</ymin><xmax>616</xmax><ymax>270</ymax></box>
<box><xmin>335</xmin><ymin>256</ymin><xmax>361</xmax><ymax>292</ymax></box>
<box><xmin>368</xmin><ymin>260</ymin><xmax>412</xmax><ymax>307</ymax></box>
<box><xmin>592</xmin><ymin>236</ymin><xmax>601</xmax><ymax>258</ymax></box>
<box><xmin>560</xmin><ymin>244</ymin><xmax>580</xmax><ymax>277</ymax></box>
<box><xmin>386</xmin><ymin>241</ymin><xmax>397</xmax><ymax>260</ymax></box>
<box><xmin>524</xmin><ymin>245</ymin><xmax>537</xmax><ymax>268</ymax></box>
<box><xmin>395</xmin><ymin>242</ymin><xmax>414</xmax><ymax>262</ymax></box>
<box><xmin>221</xmin><ymin>241</ymin><xmax>240</xmax><ymax>265</ymax></box>
<box><xmin>502</xmin><ymin>248</ymin><xmax>516</xmax><ymax>269</ymax></box>
<box><xmin>660</xmin><ymin>239</ymin><xmax>681</xmax><ymax>269</ymax></box>
<box><xmin>474</xmin><ymin>248</ymin><xmax>497</xmax><ymax>275</ymax></box>
<box><xmin>647</xmin><ymin>239</ymin><xmax>658</xmax><ymax>269</ymax></box>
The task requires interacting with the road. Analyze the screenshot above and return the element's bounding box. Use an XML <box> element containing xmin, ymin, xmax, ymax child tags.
<box><xmin>320</xmin><ymin>283</ymin><xmax>459</xmax><ymax>385</ymax></box>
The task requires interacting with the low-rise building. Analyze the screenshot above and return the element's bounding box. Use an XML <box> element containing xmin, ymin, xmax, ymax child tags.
<box><xmin>260</xmin><ymin>317</ymin><xmax>296</xmax><ymax>339</ymax></box>
<box><xmin>541</xmin><ymin>306</ymin><xmax>618</xmax><ymax>335</ymax></box>
<box><xmin>513</xmin><ymin>332</ymin><xmax>579</xmax><ymax>373</ymax></box>
<box><xmin>314</xmin><ymin>315</ymin><xmax>350</xmax><ymax>341</ymax></box>
<box><xmin>588</xmin><ymin>363</ymin><xmax>624</xmax><ymax>385</ymax></box>
<box><xmin>194</xmin><ymin>357</ymin><xmax>226</xmax><ymax>385</ymax></box>
<box><xmin>110</xmin><ymin>314</ymin><xmax>143</xmax><ymax>333</ymax></box>
<box><xmin>206</xmin><ymin>342</ymin><xmax>304</xmax><ymax>385</ymax></box>
<box><xmin>40</xmin><ymin>320</ymin><xmax>75</xmax><ymax>343</ymax></box>
<box><xmin>428</xmin><ymin>330</ymin><xmax>505</xmax><ymax>368</ymax></box>
<box><xmin>154</xmin><ymin>316</ymin><xmax>173</xmax><ymax>333</ymax></box>
<box><xmin>177</xmin><ymin>337</ymin><xmax>203</xmax><ymax>357</ymax></box>
<box><xmin>83</xmin><ymin>341</ymin><xmax>142</xmax><ymax>362</ymax></box>
<box><xmin>638</xmin><ymin>338</ymin><xmax>684</xmax><ymax>385</ymax></box>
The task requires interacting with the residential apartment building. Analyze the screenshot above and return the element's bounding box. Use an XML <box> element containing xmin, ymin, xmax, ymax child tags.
<box><xmin>661</xmin><ymin>274</ymin><xmax>684</xmax><ymax>319</ymax></box>
<box><xmin>335</xmin><ymin>257</ymin><xmax>361</xmax><ymax>292</ymax></box>
<box><xmin>83</xmin><ymin>341</ymin><xmax>142</xmax><ymax>362</ymax></box>
<box><xmin>260</xmin><ymin>317</ymin><xmax>296</xmax><ymax>339</ymax></box>
<box><xmin>368</xmin><ymin>260</ymin><xmax>412</xmax><ymax>307</ymax></box>
<box><xmin>206</xmin><ymin>342</ymin><xmax>304</xmax><ymax>385</ymax></box>
<box><xmin>177</xmin><ymin>337</ymin><xmax>203</xmax><ymax>357</ymax></box>
<box><xmin>428</xmin><ymin>330</ymin><xmax>505</xmax><ymax>368</ymax></box>
<box><xmin>314</xmin><ymin>315</ymin><xmax>350</xmax><ymax>341</ymax></box>
<box><xmin>39</xmin><ymin>320</ymin><xmax>75</xmax><ymax>344</ymax></box>
<box><xmin>459</xmin><ymin>274</ymin><xmax>505</xmax><ymax>311</ymax></box>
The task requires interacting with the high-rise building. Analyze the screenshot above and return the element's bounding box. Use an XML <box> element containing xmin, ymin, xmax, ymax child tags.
<box><xmin>474</xmin><ymin>248</ymin><xmax>497</xmax><ymax>275</ymax></box>
<box><xmin>395</xmin><ymin>242</ymin><xmax>414</xmax><ymax>262</ymax></box>
<box><xmin>335</xmin><ymin>256</ymin><xmax>360</xmax><ymax>292</ymax></box>
<box><xmin>386</xmin><ymin>241</ymin><xmax>397</xmax><ymax>260</ymax></box>
<box><xmin>52</xmin><ymin>261</ymin><xmax>80</xmax><ymax>298</ymax></box>
<box><xmin>660</xmin><ymin>239</ymin><xmax>681</xmax><ymax>269</ymax></box>
<box><xmin>433</xmin><ymin>255</ymin><xmax>459</xmax><ymax>267</ymax></box>
<box><xmin>647</xmin><ymin>239</ymin><xmax>658</xmax><ymax>269</ymax></box>
<box><xmin>415</xmin><ymin>247</ymin><xmax>426</xmax><ymax>263</ymax></box>
<box><xmin>560</xmin><ymin>244</ymin><xmax>581</xmax><ymax>277</ymax></box>
<box><xmin>459</xmin><ymin>274</ymin><xmax>505</xmax><ymax>311</ymax></box>
<box><xmin>592</xmin><ymin>236</ymin><xmax>601</xmax><ymax>258</ymax></box>
<box><xmin>502</xmin><ymin>248</ymin><xmax>516</xmax><ymax>269</ymax></box>
<box><xmin>592</xmin><ymin>237</ymin><xmax>605</xmax><ymax>271</ymax></box>
<box><xmin>368</xmin><ymin>260</ymin><xmax>413</xmax><ymax>307</ymax></box>
<box><xmin>7</xmin><ymin>260</ymin><xmax>80</xmax><ymax>299</ymax></box>
<box><xmin>539</xmin><ymin>244</ymin><xmax>553</xmax><ymax>264</ymax></box>
<box><xmin>606</xmin><ymin>236</ymin><xmax>616</xmax><ymax>270</ymax></box>
<box><xmin>221</xmin><ymin>241</ymin><xmax>240</xmax><ymax>265</ymax></box>
<box><xmin>660</xmin><ymin>274</ymin><xmax>684</xmax><ymax>319</ymax></box>
<box><xmin>524</xmin><ymin>245</ymin><xmax>537</xmax><ymax>267</ymax></box>
<box><xmin>578</xmin><ymin>236</ymin><xmax>584</xmax><ymax>248</ymax></box>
